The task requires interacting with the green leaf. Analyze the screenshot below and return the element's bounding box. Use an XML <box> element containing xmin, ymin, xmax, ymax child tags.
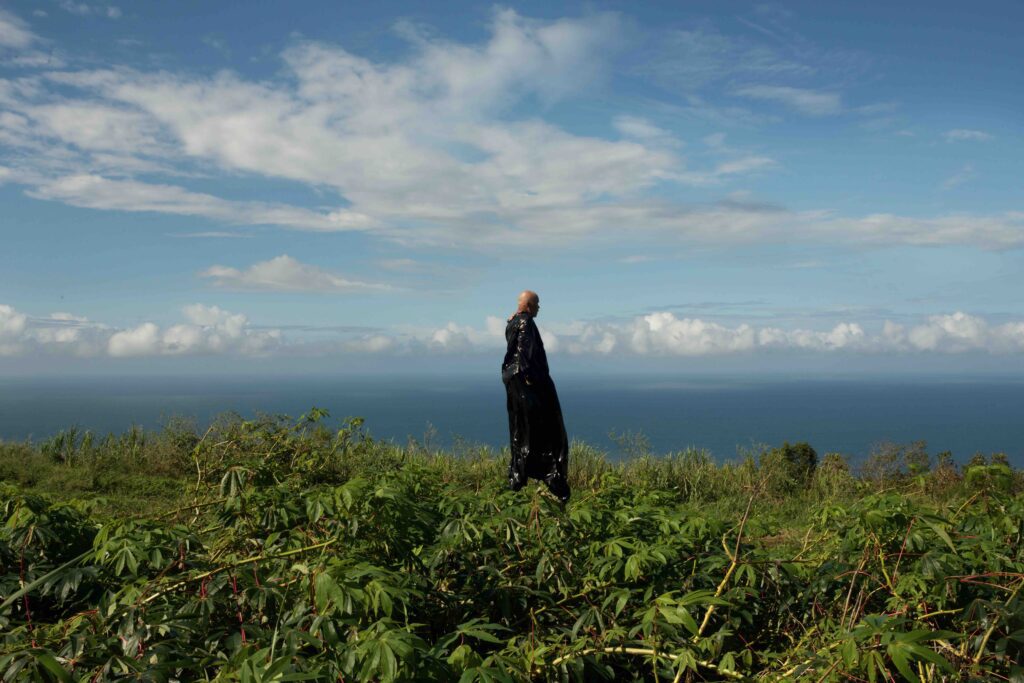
<box><xmin>887</xmin><ymin>644</ymin><xmax>919</xmax><ymax>683</ymax></box>
<box><xmin>35</xmin><ymin>652</ymin><xmax>73</xmax><ymax>683</ymax></box>
<box><xmin>920</xmin><ymin>517</ymin><xmax>956</xmax><ymax>553</ymax></box>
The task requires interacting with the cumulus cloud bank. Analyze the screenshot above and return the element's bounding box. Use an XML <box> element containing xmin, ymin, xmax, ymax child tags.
<box><xmin>0</xmin><ymin>304</ymin><xmax>280</xmax><ymax>358</ymax></box>
<box><xmin>3</xmin><ymin>303</ymin><xmax>1024</xmax><ymax>359</ymax></box>
<box><xmin>412</xmin><ymin>311</ymin><xmax>1024</xmax><ymax>357</ymax></box>
<box><xmin>108</xmin><ymin>305</ymin><xmax>281</xmax><ymax>356</ymax></box>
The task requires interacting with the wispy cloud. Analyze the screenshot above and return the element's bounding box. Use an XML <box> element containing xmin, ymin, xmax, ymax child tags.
<box><xmin>641</xmin><ymin>26</ymin><xmax>814</xmax><ymax>92</ymax></box>
<box><xmin>613</xmin><ymin>115</ymin><xmax>681</xmax><ymax>147</ymax></box>
<box><xmin>0</xmin><ymin>8</ymin><xmax>38</xmax><ymax>48</ymax></box>
<box><xmin>0</xmin><ymin>7</ymin><xmax>1018</xmax><ymax>254</ymax></box>
<box><xmin>168</xmin><ymin>231</ymin><xmax>253</xmax><ymax>239</ymax></box>
<box><xmin>27</xmin><ymin>175</ymin><xmax>374</xmax><ymax>232</ymax></box>
<box><xmin>944</xmin><ymin>129</ymin><xmax>993</xmax><ymax>142</ymax></box>
<box><xmin>200</xmin><ymin>255</ymin><xmax>392</xmax><ymax>293</ymax></box>
<box><xmin>942</xmin><ymin>163</ymin><xmax>975</xmax><ymax>190</ymax></box>
<box><xmin>733</xmin><ymin>84</ymin><xmax>842</xmax><ymax>115</ymax></box>
<box><xmin>58</xmin><ymin>2</ymin><xmax>121</xmax><ymax>19</ymax></box>
<box><xmin>0</xmin><ymin>9</ymin><xmax>789</xmax><ymax>248</ymax></box>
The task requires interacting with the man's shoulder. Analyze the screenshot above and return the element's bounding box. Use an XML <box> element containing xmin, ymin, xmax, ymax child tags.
<box><xmin>507</xmin><ymin>312</ymin><xmax>530</xmax><ymax>326</ymax></box>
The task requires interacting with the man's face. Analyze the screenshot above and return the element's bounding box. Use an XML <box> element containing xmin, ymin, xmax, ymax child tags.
<box><xmin>530</xmin><ymin>298</ymin><xmax>540</xmax><ymax>317</ymax></box>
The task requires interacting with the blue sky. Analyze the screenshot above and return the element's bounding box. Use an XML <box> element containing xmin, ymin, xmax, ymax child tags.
<box><xmin>1</xmin><ymin>0</ymin><xmax>1022</xmax><ymax>374</ymax></box>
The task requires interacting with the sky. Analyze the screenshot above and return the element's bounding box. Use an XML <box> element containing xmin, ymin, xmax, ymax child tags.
<box><xmin>1</xmin><ymin>0</ymin><xmax>1022</xmax><ymax>376</ymax></box>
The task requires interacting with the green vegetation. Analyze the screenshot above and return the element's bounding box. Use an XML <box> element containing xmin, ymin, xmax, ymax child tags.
<box><xmin>1</xmin><ymin>410</ymin><xmax>1022</xmax><ymax>681</ymax></box>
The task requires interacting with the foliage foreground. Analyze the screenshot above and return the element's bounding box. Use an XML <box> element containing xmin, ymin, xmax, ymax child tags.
<box><xmin>1</xmin><ymin>411</ymin><xmax>1022</xmax><ymax>681</ymax></box>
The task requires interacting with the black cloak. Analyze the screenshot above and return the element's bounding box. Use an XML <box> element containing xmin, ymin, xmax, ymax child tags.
<box><xmin>501</xmin><ymin>312</ymin><xmax>570</xmax><ymax>502</ymax></box>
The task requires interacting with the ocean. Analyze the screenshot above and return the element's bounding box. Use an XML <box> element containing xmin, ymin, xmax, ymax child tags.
<box><xmin>0</xmin><ymin>374</ymin><xmax>1021</xmax><ymax>465</ymax></box>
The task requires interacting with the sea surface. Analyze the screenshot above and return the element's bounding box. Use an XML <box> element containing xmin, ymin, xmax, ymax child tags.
<box><xmin>0</xmin><ymin>374</ymin><xmax>1022</xmax><ymax>465</ymax></box>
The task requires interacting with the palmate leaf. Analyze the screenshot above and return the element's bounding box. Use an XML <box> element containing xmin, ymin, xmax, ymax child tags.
<box><xmin>33</xmin><ymin>650</ymin><xmax>73</xmax><ymax>683</ymax></box>
<box><xmin>458</xmin><ymin>666</ymin><xmax>517</xmax><ymax>683</ymax></box>
<box><xmin>456</xmin><ymin>618</ymin><xmax>511</xmax><ymax>644</ymax></box>
<box><xmin>919</xmin><ymin>514</ymin><xmax>957</xmax><ymax>553</ymax></box>
<box><xmin>886</xmin><ymin>639</ymin><xmax>955</xmax><ymax>683</ymax></box>
<box><xmin>0</xmin><ymin>548</ymin><xmax>92</xmax><ymax>612</ymax></box>
<box><xmin>5</xmin><ymin>417</ymin><xmax>1024</xmax><ymax>682</ymax></box>
<box><xmin>887</xmin><ymin>645</ymin><xmax>917</xmax><ymax>683</ymax></box>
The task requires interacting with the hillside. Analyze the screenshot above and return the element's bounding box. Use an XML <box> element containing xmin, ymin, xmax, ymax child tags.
<box><xmin>1</xmin><ymin>411</ymin><xmax>1022</xmax><ymax>681</ymax></box>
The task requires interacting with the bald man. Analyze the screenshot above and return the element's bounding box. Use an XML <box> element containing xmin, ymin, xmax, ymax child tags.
<box><xmin>501</xmin><ymin>290</ymin><xmax>570</xmax><ymax>502</ymax></box>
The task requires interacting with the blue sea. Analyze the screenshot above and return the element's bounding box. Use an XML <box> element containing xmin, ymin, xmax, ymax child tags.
<box><xmin>0</xmin><ymin>374</ymin><xmax>1021</xmax><ymax>465</ymax></box>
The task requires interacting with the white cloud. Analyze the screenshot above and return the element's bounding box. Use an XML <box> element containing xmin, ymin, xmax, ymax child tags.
<box><xmin>613</xmin><ymin>115</ymin><xmax>680</xmax><ymax>147</ymax></box>
<box><xmin>169</xmin><ymin>231</ymin><xmax>252</xmax><ymax>239</ymax></box>
<box><xmin>27</xmin><ymin>175</ymin><xmax>373</xmax><ymax>232</ymax></box>
<box><xmin>702</xmin><ymin>132</ymin><xmax>727</xmax><ymax>147</ymax></box>
<box><xmin>107</xmin><ymin>322</ymin><xmax>160</xmax><ymax>357</ymax></box>
<box><xmin>0</xmin><ymin>9</ymin><xmax>779</xmax><ymax>247</ymax></box>
<box><xmin>30</xmin><ymin>102</ymin><xmax>168</xmax><ymax>154</ymax></box>
<box><xmin>944</xmin><ymin>129</ymin><xmax>993</xmax><ymax>142</ymax></box>
<box><xmin>0</xmin><ymin>9</ymin><xmax>1018</xmax><ymax>252</ymax></box>
<box><xmin>3</xmin><ymin>304</ymin><xmax>1024</xmax><ymax>359</ymax></box>
<box><xmin>733</xmin><ymin>85</ymin><xmax>842</xmax><ymax>115</ymax></box>
<box><xmin>889</xmin><ymin>312</ymin><xmax>1024</xmax><ymax>354</ymax></box>
<box><xmin>408</xmin><ymin>310</ymin><xmax>1024</xmax><ymax>357</ymax></box>
<box><xmin>0</xmin><ymin>303</ymin><xmax>281</xmax><ymax>358</ymax></box>
<box><xmin>643</xmin><ymin>27</ymin><xmax>814</xmax><ymax>92</ymax></box>
<box><xmin>107</xmin><ymin>305</ymin><xmax>280</xmax><ymax>357</ymax></box>
<box><xmin>0</xmin><ymin>305</ymin><xmax>29</xmax><ymax>355</ymax></box>
<box><xmin>823</xmin><ymin>212</ymin><xmax>1024</xmax><ymax>250</ymax></box>
<box><xmin>0</xmin><ymin>9</ymin><xmax>37</xmax><ymax>48</ymax></box>
<box><xmin>200</xmin><ymin>255</ymin><xmax>392</xmax><ymax>293</ymax></box>
<box><xmin>942</xmin><ymin>163</ymin><xmax>975</xmax><ymax>190</ymax></box>
<box><xmin>58</xmin><ymin>2</ymin><xmax>121</xmax><ymax>19</ymax></box>
<box><xmin>712</xmin><ymin>155</ymin><xmax>775</xmax><ymax>176</ymax></box>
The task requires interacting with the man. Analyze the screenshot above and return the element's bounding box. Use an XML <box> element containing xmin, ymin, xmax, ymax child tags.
<box><xmin>501</xmin><ymin>290</ymin><xmax>570</xmax><ymax>502</ymax></box>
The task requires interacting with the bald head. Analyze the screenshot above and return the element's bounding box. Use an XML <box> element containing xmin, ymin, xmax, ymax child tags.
<box><xmin>517</xmin><ymin>290</ymin><xmax>540</xmax><ymax>317</ymax></box>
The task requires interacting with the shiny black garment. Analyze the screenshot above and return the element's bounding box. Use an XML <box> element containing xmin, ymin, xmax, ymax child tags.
<box><xmin>501</xmin><ymin>312</ymin><xmax>570</xmax><ymax>502</ymax></box>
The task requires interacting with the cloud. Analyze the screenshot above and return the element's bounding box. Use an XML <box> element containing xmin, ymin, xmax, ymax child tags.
<box><xmin>3</xmin><ymin>303</ymin><xmax>1024</xmax><ymax>359</ymax></box>
<box><xmin>0</xmin><ymin>305</ymin><xmax>29</xmax><ymax>355</ymax></box>
<box><xmin>733</xmin><ymin>85</ymin><xmax>842</xmax><ymax>115</ymax></box>
<box><xmin>58</xmin><ymin>2</ymin><xmax>121</xmax><ymax>19</ymax></box>
<box><xmin>108</xmin><ymin>305</ymin><xmax>280</xmax><ymax>357</ymax></box>
<box><xmin>0</xmin><ymin>303</ymin><xmax>281</xmax><ymax>358</ymax></box>
<box><xmin>702</xmin><ymin>132</ymin><xmax>727</xmax><ymax>148</ymax></box>
<box><xmin>0</xmin><ymin>9</ymin><xmax>37</xmax><ymax>48</ymax></box>
<box><xmin>942</xmin><ymin>163</ymin><xmax>975</xmax><ymax>190</ymax></box>
<box><xmin>0</xmin><ymin>9</ymin><xmax>778</xmax><ymax>247</ymax></box>
<box><xmin>407</xmin><ymin>310</ymin><xmax>1024</xmax><ymax>357</ymax></box>
<box><xmin>641</xmin><ymin>27</ymin><xmax>814</xmax><ymax>92</ymax></box>
<box><xmin>168</xmin><ymin>231</ymin><xmax>252</xmax><ymax>239</ymax></box>
<box><xmin>944</xmin><ymin>129</ymin><xmax>993</xmax><ymax>142</ymax></box>
<box><xmin>200</xmin><ymin>255</ymin><xmax>392</xmax><ymax>293</ymax></box>
<box><xmin>107</xmin><ymin>322</ymin><xmax>160</xmax><ymax>357</ymax></box>
<box><xmin>0</xmin><ymin>9</ymin><xmax>1018</xmax><ymax>252</ymax></box>
<box><xmin>27</xmin><ymin>175</ymin><xmax>374</xmax><ymax>232</ymax></box>
<box><xmin>424</xmin><ymin>318</ymin><xmax>507</xmax><ymax>352</ymax></box>
<box><xmin>613</xmin><ymin>115</ymin><xmax>681</xmax><ymax>147</ymax></box>
<box><xmin>882</xmin><ymin>312</ymin><xmax>1024</xmax><ymax>354</ymax></box>
<box><xmin>712</xmin><ymin>156</ymin><xmax>775</xmax><ymax>176</ymax></box>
